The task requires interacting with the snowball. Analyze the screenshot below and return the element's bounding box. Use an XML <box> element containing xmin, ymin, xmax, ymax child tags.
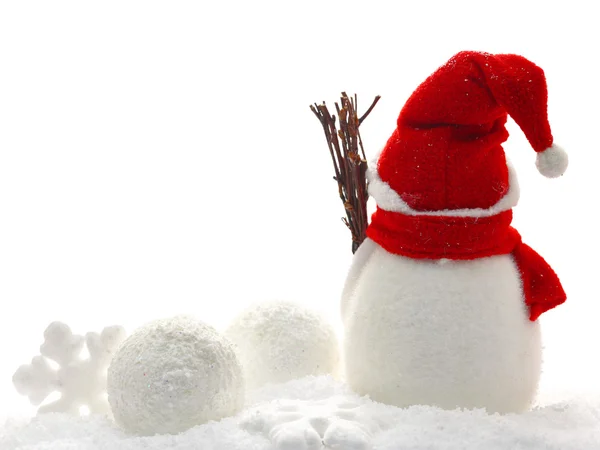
<box><xmin>224</xmin><ymin>301</ymin><xmax>340</xmax><ymax>390</ymax></box>
<box><xmin>107</xmin><ymin>315</ymin><xmax>244</xmax><ymax>435</ymax></box>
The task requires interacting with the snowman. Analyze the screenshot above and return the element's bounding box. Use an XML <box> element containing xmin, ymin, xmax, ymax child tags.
<box><xmin>341</xmin><ymin>51</ymin><xmax>568</xmax><ymax>414</ymax></box>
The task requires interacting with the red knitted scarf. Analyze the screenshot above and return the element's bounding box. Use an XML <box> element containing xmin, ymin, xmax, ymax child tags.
<box><xmin>366</xmin><ymin>208</ymin><xmax>566</xmax><ymax>321</ymax></box>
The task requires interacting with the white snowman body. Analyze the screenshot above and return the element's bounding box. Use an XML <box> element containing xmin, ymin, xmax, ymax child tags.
<box><xmin>341</xmin><ymin>161</ymin><xmax>543</xmax><ymax>414</ymax></box>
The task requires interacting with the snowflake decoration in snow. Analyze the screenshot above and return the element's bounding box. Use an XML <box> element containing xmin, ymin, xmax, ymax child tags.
<box><xmin>12</xmin><ymin>321</ymin><xmax>126</xmax><ymax>415</ymax></box>
<box><xmin>241</xmin><ymin>396</ymin><xmax>381</xmax><ymax>450</ymax></box>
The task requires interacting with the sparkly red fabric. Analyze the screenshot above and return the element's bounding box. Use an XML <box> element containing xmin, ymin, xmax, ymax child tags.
<box><xmin>378</xmin><ymin>51</ymin><xmax>553</xmax><ymax>212</ymax></box>
<box><xmin>367</xmin><ymin>208</ymin><xmax>566</xmax><ymax>321</ymax></box>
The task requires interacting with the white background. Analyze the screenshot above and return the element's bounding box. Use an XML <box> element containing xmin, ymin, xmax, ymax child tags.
<box><xmin>0</xmin><ymin>1</ymin><xmax>597</xmax><ymax>415</ymax></box>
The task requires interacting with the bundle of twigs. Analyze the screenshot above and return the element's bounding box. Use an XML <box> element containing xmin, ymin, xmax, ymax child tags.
<box><xmin>310</xmin><ymin>93</ymin><xmax>380</xmax><ymax>253</ymax></box>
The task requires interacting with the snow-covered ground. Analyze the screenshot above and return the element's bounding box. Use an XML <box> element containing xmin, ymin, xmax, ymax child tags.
<box><xmin>2</xmin><ymin>376</ymin><xmax>600</xmax><ymax>450</ymax></box>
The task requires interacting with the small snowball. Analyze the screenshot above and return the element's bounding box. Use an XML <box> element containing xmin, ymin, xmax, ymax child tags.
<box><xmin>107</xmin><ymin>315</ymin><xmax>244</xmax><ymax>435</ymax></box>
<box><xmin>224</xmin><ymin>301</ymin><xmax>340</xmax><ymax>390</ymax></box>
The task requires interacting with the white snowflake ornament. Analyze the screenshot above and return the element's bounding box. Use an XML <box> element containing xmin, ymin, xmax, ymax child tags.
<box><xmin>241</xmin><ymin>396</ymin><xmax>380</xmax><ymax>450</ymax></box>
<box><xmin>12</xmin><ymin>321</ymin><xmax>127</xmax><ymax>415</ymax></box>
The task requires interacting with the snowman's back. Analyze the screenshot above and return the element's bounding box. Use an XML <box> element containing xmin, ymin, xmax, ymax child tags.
<box><xmin>342</xmin><ymin>239</ymin><xmax>542</xmax><ymax>413</ymax></box>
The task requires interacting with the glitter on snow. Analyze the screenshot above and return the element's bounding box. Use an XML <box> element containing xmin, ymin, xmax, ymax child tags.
<box><xmin>2</xmin><ymin>375</ymin><xmax>600</xmax><ymax>450</ymax></box>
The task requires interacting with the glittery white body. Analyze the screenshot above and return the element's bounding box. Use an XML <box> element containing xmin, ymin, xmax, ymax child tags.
<box><xmin>341</xmin><ymin>237</ymin><xmax>542</xmax><ymax>414</ymax></box>
<box><xmin>107</xmin><ymin>316</ymin><xmax>245</xmax><ymax>435</ymax></box>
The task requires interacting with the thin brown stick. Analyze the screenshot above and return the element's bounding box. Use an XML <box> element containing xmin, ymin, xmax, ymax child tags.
<box><xmin>358</xmin><ymin>95</ymin><xmax>381</xmax><ymax>126</ymax></box>
<box><xmin>310</xmin><ymin>93</ymin><xmax>380</xmax><ymax>253</ymax></box>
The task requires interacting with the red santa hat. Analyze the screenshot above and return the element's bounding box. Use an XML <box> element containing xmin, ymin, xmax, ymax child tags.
<box><xmin>368</xmin><ymin>50</ymin><xmax>568</xmax><ymax>215</ymax></box>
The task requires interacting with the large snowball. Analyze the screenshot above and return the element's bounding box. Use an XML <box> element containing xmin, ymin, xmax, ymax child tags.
<box><xmin>107</xmin><ymin>315</ymin><xmax>244</xmax><ymax>435</ymax></box>
<box><xmin>224</xmin><ymin>301</ymin><xmax>340</xmax><ymax>390</ymax></box>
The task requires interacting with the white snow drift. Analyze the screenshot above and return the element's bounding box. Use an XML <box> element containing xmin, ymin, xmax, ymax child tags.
<box><xmin>2</xmin><ymin>375</ymin><xmax>599</xmax><ymax>450</ymax></box>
